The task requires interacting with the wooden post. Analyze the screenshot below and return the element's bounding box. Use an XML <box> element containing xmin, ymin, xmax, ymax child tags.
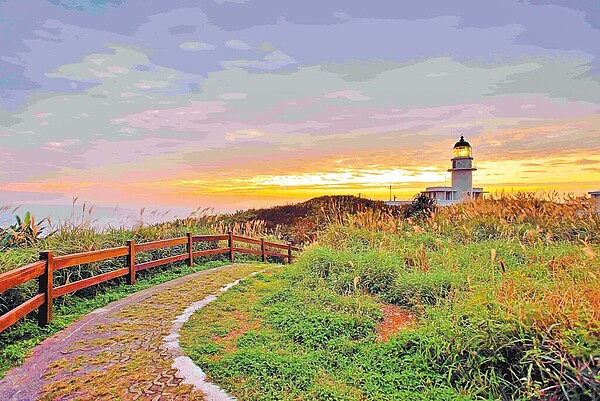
<box><xmin>187</xmin><ymin>233</ymin><xmax>194</xmax><ymax>267</ymax></box>
<box><xmin>261</xmin><ymin>238</ymin><xmax>266</xmax><ymax>263</ymax></box>
<box><xmin>38</xmin><ymin>251</ymin><xmax>53</xmax><ymax>327</ymax></box>
<box><xmin>228</xmin><ymin>232</ymin><xmax>234</xmax><ymax>263</ymax></box>
<box><xmin>288</xmin><ymin>243</ymin><xmax>293</xmax><ymax>264</ymax></box>
<box><xmin>126</xmin><ymin>240</ymin><xmax>136</xmax><ymax>285</ymax></box>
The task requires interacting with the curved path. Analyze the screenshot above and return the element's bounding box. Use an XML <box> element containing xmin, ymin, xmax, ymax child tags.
<box><xmin>0</xmin><ymin>263</ymin><xmax>267</xmax><ymax>401</ymax></box>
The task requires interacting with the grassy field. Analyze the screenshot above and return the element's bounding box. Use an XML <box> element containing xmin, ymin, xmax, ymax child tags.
<box><xmin>181</xmin><ymin>193</ymin><xmax>600</xmax><ymax>400</ymax></box>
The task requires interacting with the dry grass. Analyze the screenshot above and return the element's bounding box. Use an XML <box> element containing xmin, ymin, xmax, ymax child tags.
<box><xmin>337</xmin><ymin>192</ymin><xmax>600</xmax><ymax>245</ymax></box>
<box><xmin>496</xmin><ymin>250</ymin><xmax>600</xmax><ymax>339</ymax></box>
<box><xmin>430</xmin><ymin>192</ymin><xmax>600</xmax><ymax>242</ymax></box>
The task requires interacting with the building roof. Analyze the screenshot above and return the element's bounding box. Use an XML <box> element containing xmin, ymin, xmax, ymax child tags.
<box><xmin>589</xmin><ymin>190</ymin><xmax>600</xmax><ymax>195</ymax></box>
<box><xmin>423</xmin><ymin>186</ymin><xmax>484</xmax><ymax>192</ymax></box>
<box><xmin>424</xmin><ymin>186</ymin><xmax>455</xmax><ymax>191</ymax></box>
<box><xmin>453</xmin><ymin>135</ymin><xmax>471</xmax><ymax>148</ymax></box>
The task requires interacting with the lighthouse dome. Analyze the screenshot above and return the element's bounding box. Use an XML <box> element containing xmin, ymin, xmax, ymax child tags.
<box><xmin>453</xmin><ymin>135</ymin><xmax>471</xmax><ymax>148</ymax></box>
<box><xmin>453</xmin><ymin>135</ymin><xmax>472</xmax><ymax>158</ymax></box>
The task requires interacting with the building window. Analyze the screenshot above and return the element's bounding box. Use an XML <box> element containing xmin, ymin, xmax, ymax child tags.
<box><xmin>445</xmin><ymin>192</ymin><xmax>452</xmax><ymax>200</ymax></box>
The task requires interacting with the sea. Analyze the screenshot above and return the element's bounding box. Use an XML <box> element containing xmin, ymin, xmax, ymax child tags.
<box><xmin>0</xmin><ymin>203</ymin><xmax>204</xmax><ymax>232</ymax></box>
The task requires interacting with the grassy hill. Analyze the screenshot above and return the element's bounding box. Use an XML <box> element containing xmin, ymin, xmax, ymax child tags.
<box><xmin>223</xmin><ymin>195</ymin><xmax>402</xmax><ymax>244</ymax></box>
<box><xmin>181</xmin><ymin>193</ymin><xmax>600</xmax><ymax>401</ymax></box>
<box><xmin>245</xmin><ymin>195</ymin><xmax>388</xmax><ymax>225</ymax></box>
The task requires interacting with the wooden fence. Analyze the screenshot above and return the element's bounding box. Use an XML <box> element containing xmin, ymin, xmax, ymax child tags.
<box><xmin>0</xmin><ymin>233</ymin><xmax>301</xmax><ymax>333</ymax></box>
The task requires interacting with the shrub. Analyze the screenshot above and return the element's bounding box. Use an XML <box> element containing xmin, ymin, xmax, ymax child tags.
<box><xmin>404</xmin><ymin>193</ymin><xmax>437</xmax><ymax>219</ymax></box>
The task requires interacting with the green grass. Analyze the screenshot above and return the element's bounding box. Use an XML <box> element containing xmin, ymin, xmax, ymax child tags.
<box><xmin>0</xmin><ymin>259</ymin><xmax>232</xmax><ymax>379</ymax></box>
<box><xmin>181</xmin><ymin>225</ymin><xmax>600</xmax><ymax>401</ymax></box>
<box><xmin>181</xmin><ymin>268</ymin><xmax>477</xmax><ymax>400</ymax></box>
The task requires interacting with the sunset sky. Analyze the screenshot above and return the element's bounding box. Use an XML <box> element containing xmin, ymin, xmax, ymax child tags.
<box><xmin>1</xmin><ymin>1</ymin><xmax>600</xmax><ymax>219</ymax></box>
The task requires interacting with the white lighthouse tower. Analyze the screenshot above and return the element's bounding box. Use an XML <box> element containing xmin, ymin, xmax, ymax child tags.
<box><xmin>416</xmin><ymin>135</ymin><xmax>484</xmax><ymax>205</ymax></box>
<box><xmin>449</xmin><ymin>136</ymin><xmax>476</xmax><ymax>200</ymax></box>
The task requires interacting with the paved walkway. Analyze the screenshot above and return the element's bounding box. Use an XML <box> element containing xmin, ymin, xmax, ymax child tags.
<box><xmin>0</xmin><ymin>264</ymin><xmax>266</xmax><ymax>401</ymax></box>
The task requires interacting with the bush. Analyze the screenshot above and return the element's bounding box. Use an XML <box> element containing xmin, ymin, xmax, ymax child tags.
<box><xmin>404</xmin><ymin>193</ymin><xmax>437</xmax><ymax>219</ymax></box>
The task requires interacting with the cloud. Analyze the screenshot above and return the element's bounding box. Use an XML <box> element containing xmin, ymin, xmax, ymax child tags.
<box><xmin>325</xmin><ymin>89</ymin><xmax>371</xmax><ymax>101</ymax></box>
<box><xmin>332</xmin><ymin>11</ymin><xmax>351</xmax><ymax>20</ymax></box>
<box><xmin>219</xmin><ymin>92</ymin><xmax>247</xmax><ymax>99</ymax></box>
<box><xmin>214</xmin><ymin>0</ymin><xmax>250</xmax><ymax>5</ymax></box>
<box><xmin>194</xmin><ymin>57</ymin><xmax>600</xmax><ymax>123</ymax></box>
<box><xmin>179</xmin><ymin>41</ymin><xmax>216</xmax><ymax>51</ymax></box>
<box><xmin>491</xmin><ymin>56</ymin><xmax>600</xmax><ymax>104</ymax></box>
<box><xmin>112</xmin><ymin>101</ymin><xmax>227</xmax><ymax>133</ymax></box>
<box><xmin>0</xmin><ymin>45</ymin><xmax>204</xmax><ymax>181</ymax></box>
<box><xmin>225</xmin><ymin>129</ymin><xmax>266</xmax><ymax>142</ymax></box>
<box><xmin>43</xmin><ymin>139</ymin><xmax>81</xmax><ymax>152</ymax></box>
<box><xmin>221</xmin><ymin>49</ymin><xmax>296</xmax><ymax>70</ymax></box>
<box><xmin>476</xmin><ymin>114</ymin><xmax>600</xmax><ymax>161</ymax></box>
<box><xmin>225</xmin><ymin>39</ymin><xmax>251</xmax><ymax>50</ymax></box>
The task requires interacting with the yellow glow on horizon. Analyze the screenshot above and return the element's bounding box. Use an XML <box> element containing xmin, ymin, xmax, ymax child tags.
<box><xmin>477</xmin><ymin>154</ymin><xmax>600</xmax><ymax>185</ymax></box>
<box><xmin>2</xmin><ymin>150</ymin><xmax>599</xmax><ymax>210</ymax></box>
<box><xmin>249</xmin><ymin>168</ymin><xmax>443</xmax><ymax>187</ymax></box>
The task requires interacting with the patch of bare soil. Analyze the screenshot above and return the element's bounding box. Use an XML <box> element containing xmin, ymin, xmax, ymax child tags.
<box><xmin>377</xmin><ymin>304</ymin><xmax>415</xmax><ymax>342</ymax></box>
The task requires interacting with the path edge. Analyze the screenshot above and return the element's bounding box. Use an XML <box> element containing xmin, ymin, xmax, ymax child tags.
<box><xmin>163</xmin><ymin>269</ymin><xmax>269</xmax><ymax>401</ymax></box>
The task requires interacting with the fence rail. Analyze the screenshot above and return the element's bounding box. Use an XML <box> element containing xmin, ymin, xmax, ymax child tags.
<box><xmin>0</xmin><ymin>261</ymin><xmax>46</xmax><ymax>294</ymax></box>
<box><xmin>0</xmin><ymin>233</ymin><xmax>300</xmax><ymax>333</ymax></box>
<box><xmin>54</xmin><ymin>246</ymin><xmax>129</xmax><ymax>270</ymax></box>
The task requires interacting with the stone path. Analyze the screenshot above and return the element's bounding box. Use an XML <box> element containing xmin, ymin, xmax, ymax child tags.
<box><xmin>0</xmin><ymin>264</ymin><xmax>266</xmax><ymax>401</ymax></box>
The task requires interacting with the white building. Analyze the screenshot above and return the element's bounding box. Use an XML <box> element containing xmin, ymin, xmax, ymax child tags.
<box><xmin>589</xmin><ymin>189</ymin><xmax>600</xmax><ymax>207</ymax></box>
<box><xmin>387</xmin><ymin>136</ymin><xmax>484</xmax><ymax>206</ymax></box>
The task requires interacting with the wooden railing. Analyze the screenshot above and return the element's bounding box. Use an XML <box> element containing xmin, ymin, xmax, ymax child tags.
<box><xmin>0</xmin><ymin>233</ymin><xmax>301</xmax><ymax>333</ymax></box>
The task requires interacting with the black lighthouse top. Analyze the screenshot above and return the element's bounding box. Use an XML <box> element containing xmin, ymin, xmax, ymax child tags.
<box><xmin>452</xmin><ymin>135</ymin><xmax>472</xmax><ymax>158</ymax></box>
<box><xmin>453</xmin><ymin>135</ymin><xmax>471</xmax><ymax>148</ymax></box>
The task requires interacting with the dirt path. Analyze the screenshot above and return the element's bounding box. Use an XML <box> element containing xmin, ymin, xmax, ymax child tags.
<box><xmin>0</xmin><ymin>263</ymin><xmax>266</xmax><ymax>401</ymax></box>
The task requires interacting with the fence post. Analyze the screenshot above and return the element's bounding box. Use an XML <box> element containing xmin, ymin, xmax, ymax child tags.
<box><xmin>228</xmin><ymin>232</ymin><xmax>235</xmax><ymax>263</ymax></box>
<box><xmin>187</xmin><ymin>233</ymin><xmax>194</xmax><ymax>267</ymax></box>
<box><xmin>261</xmin><ymin>238</ymin><xmax>266</xmax><ymax>263</ymax></box>
<box><xmin>288</xmin><ymin>243</ymin><xmax>293</xmax><ymax>264</ymax></box>
<box><xmin>127</xmin><ymin>240</ymin><xmax>136</xmax><ymax>285</ymax></box>
<box><xmin>38</xmin><ymin>251</ymin><xmax>53</xmax><ymax>327</ymax></box>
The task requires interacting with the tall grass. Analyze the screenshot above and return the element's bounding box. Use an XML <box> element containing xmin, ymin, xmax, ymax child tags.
<box><xmin>338</xmin><ymin>192</ymin><xmax>600</xmax><ymax>244</ymax></box>
<box><xmin>0</xmin><ymin>203</ymin><xmax>284</xmax><ymax>324</ymax></box>
<box><xmin>301</xmin><ymin>193</ymin><xmax>600</xmax><ymax>399</ymax></box>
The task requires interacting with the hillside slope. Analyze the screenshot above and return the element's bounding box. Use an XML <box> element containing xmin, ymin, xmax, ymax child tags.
<box><xmin>224</xmin><ymin>195</ymin><xmax>401</xmax><ymax>244</ymax></box>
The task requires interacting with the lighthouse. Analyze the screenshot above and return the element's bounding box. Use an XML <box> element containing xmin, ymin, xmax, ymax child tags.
<box><xmin>413</xmin><ymin>135</ymin><xmax>484</xmax><ymax>205</ymax></box>
<box><xmin>385</xmin><ymin>135</ymin><xmax>484</xmax><ymax>206</ymax></box>
<box><xmin>449</xmin><ymin>136</ymin><xmax>476</xmax><ymax>200</ymax></box>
